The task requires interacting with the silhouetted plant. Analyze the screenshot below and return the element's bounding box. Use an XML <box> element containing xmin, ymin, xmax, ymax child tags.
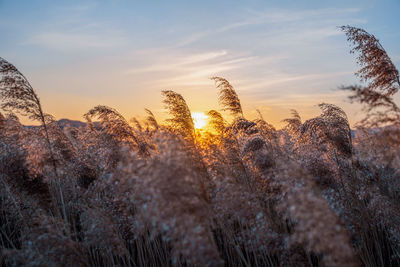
<box><xmin>340</xmin><ymin>26</ymin><xmax>400</xmax><ymax>128</ymax></box>
<box><xmin>211</xmin><ymin>77</ymin><xmax>243</xmax><ymax>117</ymax></box>
<box><xmin>130</xmin><ymin>117</ymin><xmax>143</xmax><ymax>132</ymax></box>
<box><xmin>206</xmin><ymin>110</ymin><xmax>225</xmax><ymax>135</ymax></box>
<box><xmin>84</xmin><ymin>105</ymin><xmax>148</xmax><ymax>155</ymax></box>
<box><xmin>162</xmin><ymin>90</ymin><xmax>194</xmax><ymax>140</ymax></box>
<box><xmin>0</xmin><ymin>57</ymin><xmax>58</xmax><ymax>176</ymax></box>
<box><xmin>301</xmin><ymin>103</ymin><xmax>352</xmax><ymax>157</ymax></box>
<box><xmin>283</xmin><ymin>109</ymin><xmax>302</xmax><ymax>135</ymax></box>
<box><xmin>255</xmin><ymin>109</ymin><xmax>277</xmax><ymax>142</ymax></box>
<box><xmin>144</xmin><ymin>108</ymin><xmax>159</xmax><ymax>130</ymax></box>
<box><xmin>340</xmin><ymin>25</ymin><xmax>400</xmax><ymax>95</ymax></box>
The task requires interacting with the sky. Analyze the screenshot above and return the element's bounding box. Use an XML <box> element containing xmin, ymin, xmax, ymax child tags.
<box><xmin>0</xmin><ymin>0</ymin><xmax>399</xmax><ymax>128</ymax></box>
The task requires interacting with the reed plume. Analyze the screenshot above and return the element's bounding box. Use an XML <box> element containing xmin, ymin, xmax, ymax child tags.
<box><xmin>162</xmin><ymin>90</ymin><xmax>194</xmax><ymax>140</ymax></box>
<box><xmin>301</xmin><ymin>103</ymin><xmax>352</xmax><ymax>157</ymax></box>
<box><xmin>0</xmin><ymin>58</ymin><xmax>51</xmax><ymax>123</ymax></box>
<box><xmin>84</xmin><ymin>105</ymin><xmax>148</xmax><ymax>155</ymax></box>
<box><xmin>283</xmin><ymin>109</ymin><xmax>302</xmax><ymax>135</ymax></box>
<box><xmin>144</xmin><ymin>108</ymin><xmax>159</xmax><ymax>130</ymax></box>
<box><xmin>340</xmin><ymin>25</ymin><xmax>400</xmax><ymax>95</ymax></box>
<box><xmin>211</xmin><ymin>77</ymin><xmax>243</xmax><ymax>117</ymax></box>
<box><xmin>0</xmin><ymin>58</ymin><xmax>59</xmax><ymax>179</ymax></box>
<box><xmin>255</xmin><ymin>109</ymin><xmax>276</xmax><ymax>142</ymax></box>
<box><xmin>340</xmin><ymin>26</ymin><xmax>400</xmax><ymax>128</ymax></box>
<box><xmin>206</xmin><ymin>110</ymin><xmax>225</xmax><ymax>135</ymax></box>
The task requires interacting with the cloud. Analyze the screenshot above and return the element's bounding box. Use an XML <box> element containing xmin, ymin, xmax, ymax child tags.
<box><xmin>20</xmin><ymin>1</ymin><xmax>125</xmax><ymax>51</ymax></box>
<box><xmin>239</xmin><ymin>71</ymin><xmax>353</xmax><ymax>92</ymax></box>
<box><xmin>125</xmin><ymin>50</ymin><xmax>229</xmax><ymax>74</ymax></box>
<box><xmin>123</xmin><ymin>48</ymin><xmax>287</xmax><ymax>90</ymax></box>
<box><xmin>175</xmin><ymin>7</ymin><xmax>364</xmax><ymax>47</ymax></box>
<box><xmin>25</xmin><ymin>31</ymin><xmax>125</xmax><ymax>50</ymax></box>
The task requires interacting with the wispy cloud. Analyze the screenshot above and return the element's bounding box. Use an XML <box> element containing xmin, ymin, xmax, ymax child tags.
<box><xmin>25</xmin><ymin>31</ymin><xmax>125</xmax><ymax>50</ymax></box>
<box><xmin>125</xmin><ymin>50</ymin><xmax>229</xmax><ymax>74</ymax></box>
<box><xmin>239</xmin><ymin>71</ymin><xmax>353</xmax><ymax>93</ymax></box>
<box><xmin>123</xmin><ymin>48</ymin><xmax>287</xmax><ymax>90</ymax></box>
<box><xmin>176</xmin><ymin>7</ymin><xmax>365</xmax><ymax>47</ymax></box>
<box><xmin>21</xmin><ymin>2</ymin><xmax>125</xmax><ymax>51</ymax></box>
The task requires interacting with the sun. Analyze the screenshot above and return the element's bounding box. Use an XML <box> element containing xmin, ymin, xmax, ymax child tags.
<box><xmin>192</xmin><ymin>112</ymin><xmax>208</xmax><ymax>129</ymax></box>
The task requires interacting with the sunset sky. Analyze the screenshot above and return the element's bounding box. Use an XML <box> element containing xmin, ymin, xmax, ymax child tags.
<box><xmin>1</xmin><ymin>0</ymin><xmax>399</xmax><ymax>128</ymax></box>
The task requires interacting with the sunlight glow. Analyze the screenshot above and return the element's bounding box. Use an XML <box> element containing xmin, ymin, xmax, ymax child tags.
<box><xmin>192</xmin><ymin>112</ymin><xmax>208</xmax><ymax>129</ymax></box>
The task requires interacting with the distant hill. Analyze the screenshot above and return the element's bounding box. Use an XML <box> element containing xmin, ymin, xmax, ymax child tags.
<box><xmin>25</xmin><ymin>119</ymin><xmax>100</xmax><ymax>129</ymax></box>
<box><xmin>57</xmin><ymin>119</ymin><xmax>87</xmax><ymax>129</ymax></box>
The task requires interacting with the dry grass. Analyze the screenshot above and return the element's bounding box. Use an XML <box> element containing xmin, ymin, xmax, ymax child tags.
<box><xmin>1</xmin><ymin>26</ymin><xmax>400</xmax><ymax>266</ymax></box>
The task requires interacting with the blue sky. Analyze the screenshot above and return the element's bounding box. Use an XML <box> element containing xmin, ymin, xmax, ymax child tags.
<box><xmin>0</xmin><ymin>0</ymin><xmax>399</xmax><ymax>127</ymax></box>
